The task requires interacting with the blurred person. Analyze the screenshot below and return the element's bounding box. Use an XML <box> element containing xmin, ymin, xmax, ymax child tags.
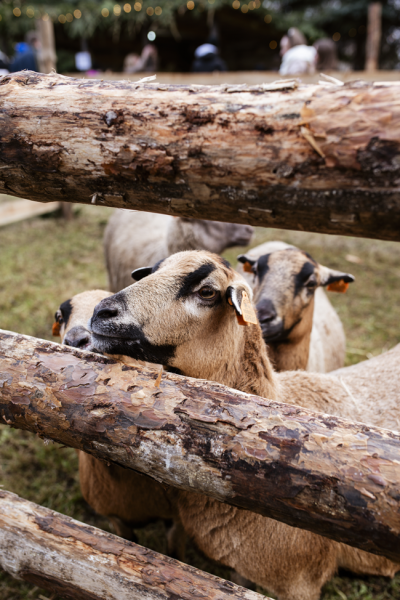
<box><xmin>9</xmin><ymin>31</ymin><xmax>39</xmax><ymax>73</ymax></box>
<box><xmin>314</xmin><ymin>38</ymin><xmax>338</xmax><ymax>71</ymax></box>
<box><xmin>123</xmin><ymin>45</ymin><xmax>158</xmax><ymax>73</ymax></box>
<box><xmin>279</xmin><ymin>27</ymin><xmax>316</xmax><ymax>75</ymax></box>
<box><xmin>191</xmin><ymin>43</ymin><xmax>227</xmax><ymax>72</ymax></box>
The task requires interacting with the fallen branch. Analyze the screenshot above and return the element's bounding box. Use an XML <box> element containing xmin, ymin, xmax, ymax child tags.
<box><xmin>1</xmin><ymin>72</ymin><xmax>400</xmax><ymax>240</ymax></box>
<box><xmin>0</xmin><ymin>329</ymin><xmax>400</xmax><ymax>561</ymax></box>
<box><xmin>0</xmin><ymin>489</ymin><xmax>264</xmax><ymax>600</ymax></box>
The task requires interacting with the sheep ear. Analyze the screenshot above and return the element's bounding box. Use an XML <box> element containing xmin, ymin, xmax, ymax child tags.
<box><xmin>237</xmin><ymin>254</ymin><xmax>257</xmax><ymax>274</ymax></box>
<box><xmin>131</xmin><ymin>266</ymin><xmax>153</xmax><ymax>281</ymax></box>
<box><xmin>319</xmin><ymin>266</ymin><xmax>355</xmax><ymax>293</ymax></box>
<box><xmin>226</xmin><ymin>283</ymin><xmax>258</xmax><ymax>326</ymax></box>
<box><xmin>52</xmin><ymin>321</ymin><xmax>61</xmax><ymax>336</ymax></box>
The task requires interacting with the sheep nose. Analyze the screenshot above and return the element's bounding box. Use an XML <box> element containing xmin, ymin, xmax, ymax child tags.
<box><xmin>63</xmin><ymin>326</ymin><xmax>91</xmax><ymax>349</ymax></box>
<box><xmin>96</xmin><ymin>307</ymin><xmax>119</xmax><ymax>320</ymax></box>
<box><xmin>256</xmin><ymin>299</ymin><xmax>277</xmax><ymax>324</ymax></box>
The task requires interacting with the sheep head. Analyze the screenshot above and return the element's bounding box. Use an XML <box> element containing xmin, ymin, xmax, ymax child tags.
<box><xmin>89</xmin><ymin>251</ymin><xmax>257</xmax><ymax>380</ymax></box>
<box><xmin>237</xmin><ymin>248</ymin><xmax>354</xmax><ymax>346</ymax></box>
<box><xmin>53</xmin><ymin>289</ymin><xmax>112</xmax><ymax>350</ymax></box>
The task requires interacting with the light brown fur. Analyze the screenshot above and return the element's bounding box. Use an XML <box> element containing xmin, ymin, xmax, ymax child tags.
<box><xmin>89</xmin><ymin>251</ymin><xmax>399</xmax><ymax>600</ymax></box>
<box><xmin>56</xmin><ymin>290</ymin><xmax>185</xmax><ymax>556</ymax></box>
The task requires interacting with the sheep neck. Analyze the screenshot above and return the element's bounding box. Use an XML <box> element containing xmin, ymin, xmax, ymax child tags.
<box><xmin>267</xmin><ymin>330</ymin><xmax>311</xmax><ymax>372</ymax></box>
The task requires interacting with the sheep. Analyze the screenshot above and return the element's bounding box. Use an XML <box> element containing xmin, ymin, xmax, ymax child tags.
<box><xmin>52</xmin><ymin>290</ymin><xmax>186</xmax><ymax>558</ymax></box>
<box><xmin>89</xmin><ymin>250</ymin><xmax>399</xmax><ymax>600</ymax></box>
<box><xmin>237</xmin><ymin>241</ymin><xmax>354</xmax><ymax>373</ymax></box>
<box><xmin>104</xmin><ymin>209</ymin><xmax>254</xmax><ymax>292</ymax></box>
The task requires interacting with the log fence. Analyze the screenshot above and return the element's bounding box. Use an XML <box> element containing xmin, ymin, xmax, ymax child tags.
<box><xmin>0</xmin><ymin>71</ymin><xmax>400</xmax><ymax>596</ymax></box>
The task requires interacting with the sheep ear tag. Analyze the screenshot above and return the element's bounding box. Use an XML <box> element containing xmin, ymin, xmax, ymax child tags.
<box><xmin>52</xmin><ymin>322</ymin><xmax>61</xmax><ymax>336</ymax></box>
<box><xmin>242</xmin><ymin>261</ymin><xmax>254</xmax><ymax>274</ymax></box>
<box><xmin>327</xmin><ymin>280</ymin><xmax>349</xmax><ymax>293</ymax></box>
<box><xmin>239</xmin><ymin>291</ymin><xmax>258</xmax><ymax>325</ymax></box>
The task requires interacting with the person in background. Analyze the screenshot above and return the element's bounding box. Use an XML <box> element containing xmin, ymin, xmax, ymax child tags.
<box><xmin>279</xmin><ymin>27</ymin><xmax>316</xmax><ymax>75</ymax></box>
<box><xmin>313</xmin><ymin>38</ymin><xmax>338</xmax><ymax>71</ymax></box>
<box><xmin>191</xmin><ymin>43</ymin><xmax>227</xmax><ymax>72</ymax></box>
<box><xmin>9</xmin><ymin>31</ymin><xmax>40</xmax><ymax>72</ymax></box>
<box><xmin>123</xmin><ymin>44</ymin><xmax>158</xmax><ymax>73</ymax></box>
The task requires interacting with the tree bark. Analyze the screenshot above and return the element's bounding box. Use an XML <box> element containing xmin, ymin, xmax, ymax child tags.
<box><xmin>1</xmin><ymin>71</ymin><xmax>400</xmax><ymax>241</ymax></box>
<box><xmin>0</xmin><ymin>489</ymin><xmax>264</xmax><ymax>600</ymax></box>
<box><xmin>1</xmin><ymin>330</ymin><xmax>400</xmax><ymax>562</ymax></box>
<box><xmin>366</xmin><ymin>3</ymin><xmax>382</xmax><ymax>72</ymax></box>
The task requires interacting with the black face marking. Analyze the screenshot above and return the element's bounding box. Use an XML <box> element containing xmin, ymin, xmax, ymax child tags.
<box><xmin>303</xmin><ymin>251</ymin><xmax>317</xmax><ymax>264</ymax></box>
<box><xmin>325</xmin><ymin>272</ymin><xmax>355</xmax><ymax>285</ymax></box>
<box><xmin>256</xmin><ymin>254</ymin><xmax>271</xmax><ymax>282</ymax></box>
<box><xmin>59</xmin><ymin>299</ymin><xmax>73</xmax><ymax>328</ymax></box>
<box><xmin>176</xmin><ymin>263</ymin><xmax>216</xmax><ymax>300</ymax></box>
<box><xmin>294</xmin><ymin>262</ymin><xmax>315</xmax><ymax>296</ymax></box>
<box><xmin>90</xmin><ymin>294</ymin><xmax>176</xmax><ymax>364</ymax></box>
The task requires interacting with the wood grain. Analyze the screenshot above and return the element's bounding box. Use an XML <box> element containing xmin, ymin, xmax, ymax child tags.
<box><xmin>1</xmin><ymin>329</ymin><xmax>400</xmax><ymax>561</ymax></box>
<box><xmin>0</xmin><ymin>72</ymin><xmax>400</xmax><ymax>240</ymax></box>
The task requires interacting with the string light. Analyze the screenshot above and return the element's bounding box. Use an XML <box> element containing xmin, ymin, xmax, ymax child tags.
<box><xmin>74</xmin><ymin>9</ymin><xmax>82</xmax><ymax>18</ymax></box>
<box><xmin>134</xmin><ymin>2</ymin><xmax>142</xmax><ymax>10</ymax></box>
<box><xmin>248</xmin><ymin>2</ymin><xmax>255</xmax><ymax>10</ymax></box>
<box><xmin>264</xmin><ymin>14</ymin><xmax>272</xmax><ymax>23</ymax></box>
<box><xmin>26</xmin><ymin>7</ymin><xmax>35</xmax><ymax>18</ymax></box>
<box><xmin>232</xmin><ymin>1</ymin><xmax>240</xmax><ymax>8</ymax></box>
<box><xmin>155</xmin><ymin>6</ymin><xmax>162</xmax><ymax>15</ymax></box>
<box><xmin>66</xmin><ymin>12</ymin><xmax>73</xmax><ymax>21</ymax></box>
<box><xmin>124</xmin><ymin>3</ymin><xmax>132</xmax><ymax>12</ymax></box>
<box><xmin>241</xmin><ymin>5</ymin><xmax>248</xmax><ymax>13</ymax></box>
<box><xmin>42</xmin><ymin>13</ymin><xmax>50</xmax><ymax>20</ymax></box>
<box><xmin>187</xmin><ymin>1</ymin><xmax>195</xmax><ymax>9</ymax></box>
<box><xmin>13</xmin><ymin>7</ymin><xmax>21</xmax><ymax>16</ymax></box>
<box><xmin>101</xmin><ymin>7</ymin><xmax>109</xmax><ymax>16</ymax></box>
<box><xmin>332</xmin><ymin>32</ymin><xmax>340</xmax><ymax>41</ymax></box>
<box><xmin>269</xmin><ymin>40</ymin><xmax>277</xmax><ymax>49</ymax></box>
<box><xmin>146</xmin><ymin>6</ymin><xmax>154</xmax><ymax>14</ymax></box>
<box><xmin>148</xmin><ymin>30</ymin><xmax>156</xmax><ymax>40</ymax></box>
<box><xmin>58</xmin><ymin>14</ymin><xmax>66</xmax><ymax>22</ymax></box>
<box><xmin>114</xmin><ymin>4</ymin><xmax>122</xmax><ymax>15</ymax></box>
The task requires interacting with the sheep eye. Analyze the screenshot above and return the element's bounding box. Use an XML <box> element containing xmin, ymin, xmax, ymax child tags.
<box><xmin>305</xmin><ymin>275</ymin><xmax>317</xmax><ymax>288</ymax></box>
<box><xmin>55</xmin><ymin>311</ymin><xmax>64</xmax><ymax>324</ymax></box>
<box><xmin>198</xmin><ymin>287</ymin><xmax>216</xmax><ymax>299</ymax></box>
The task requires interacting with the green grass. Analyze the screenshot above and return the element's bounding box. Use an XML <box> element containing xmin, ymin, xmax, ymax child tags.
<box><xmin>0</xmin><ymin>207</ymin><xmax>399</xmax><ymax>599</ymax></box>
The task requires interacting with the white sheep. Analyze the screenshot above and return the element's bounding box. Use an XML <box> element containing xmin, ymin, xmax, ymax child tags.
<box><xmin>104</xmin><ymin>209</ymin><xmax>254</xmax><ymax>292</ymax></box>
<box><xmin>52</xmin><ymin>290</ymin><xmax>186</xmax><ymax>558</ymax></box>
<box><xmin>89</xmin><ymin>250</ymin><xmax>399</xmax><ymax>600</ymax></box>
<box><xmin>237</xmin><ymin>241</ymin><xmax>354</xmax><ymax>372</ymax></box>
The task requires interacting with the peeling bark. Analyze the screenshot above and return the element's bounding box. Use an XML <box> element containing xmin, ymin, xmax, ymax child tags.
<box><xmin>0</xmin><ymin>489</ymin><xmax>264</xmax><ymax>600</ymax></box>
<box><xmin>0</xmin><ymin>329</ymin><xmax>400</xmax><ymax>561</ymax></box>
<box><xmin>1</xmin><ymin>72</ymin><xmax>400</xmax><ymax>240</ymax></box>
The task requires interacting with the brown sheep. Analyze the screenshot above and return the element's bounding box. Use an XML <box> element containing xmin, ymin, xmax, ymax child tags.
<box><xmin>89</xmin><ymin>250</ymin><xmax>399</xmax><ymax>600</ymax></box>
<box><xmin>237</xmin><ymin>241</ymin><xmax>354</xmax><ymax>372</ymax></box>
<box><xmin>104</xmin><ymin>209</ymin><xmax>254</xmax><ymax>292</ymax></box>
<box><xmin>52</xmin><ymin>290</ymin><xmax>186</xmax><ymax>558</ymax></box>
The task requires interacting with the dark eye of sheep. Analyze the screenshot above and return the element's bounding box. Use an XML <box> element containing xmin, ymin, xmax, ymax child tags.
<box><xmin>198</xmin><ymin>287</ymin><xmax>216</xmax><ymax>299</ymax></box>
<box><xmin>55</xmin><ymin>310</ymin><xmax>64</xmax><ymax>324</ymax></box>
<box><xmin>304</xmin><ymin>274</ymin><xmax>317</xmax><ymax>288</ymax></box>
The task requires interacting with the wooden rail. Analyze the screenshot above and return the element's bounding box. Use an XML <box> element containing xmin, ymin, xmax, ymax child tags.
<box><xmin>0</xmin><ymin>489</ymin><xmax>264</xmax><ymax>600</ymax></box>
<box><xmin>1</xmin><ymin>72</ymin><xmax>400</xmax><ymax>240</ymax></box>
<box><xmin>1</xmin><ymin>329</ymin><xmax>400</xmax><ymax>562</ymax></box>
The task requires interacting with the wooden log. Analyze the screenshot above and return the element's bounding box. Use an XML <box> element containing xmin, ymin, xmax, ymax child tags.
<box><xmin>1</xmin><ymin>71</ymin><xmax>400</xmax><ymax>241</ymax></box>
<box><xmin>366</xmin><ymin>3</ymin><xmax>382</xmax><ymax>72</ymax></box>
<box><xmin>1</xmin><ymin>330</ymin><xmax>400</xmax><ymax>561</ymax></box>
<box><xmin>0</xmin><ymin>198</ymin><xmax>59</xmax><ymax>227</ymax></box>
<box><xmin>0</xmin><ymin>489</ymin><xmax>264</xmax><ymax>600</ymax></box>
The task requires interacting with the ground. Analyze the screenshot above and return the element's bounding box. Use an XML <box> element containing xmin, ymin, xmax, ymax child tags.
<box><xmin>0</xmin><ymin>204</ymin><xmax>399</xmax><ymax>600</ymax></box>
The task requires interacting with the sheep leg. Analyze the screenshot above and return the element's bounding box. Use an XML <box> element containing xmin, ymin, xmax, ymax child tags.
<box><xmin>109</xmin><ymin>516</ymin><xmax>137</xmax><ymax>543</ymax></box>
<box><xmin>167</xmin><ymin>518</ymin><xmax>187</xmax><ymax>561</ymax></box>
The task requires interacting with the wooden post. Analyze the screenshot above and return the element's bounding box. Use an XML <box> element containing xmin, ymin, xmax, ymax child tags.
<box><xmin>36</xmin><ymin>17</ymin><xmax>57</xmax><ymax>74</ymax></box>
<box><xmin>366</xmin><ymin>3</ymin><xmax>382</xmax><ymax>71</ymax></box>
<box><xmin>0</xmin><ymin>329</ymin><xmax>400</xmax><ymax>562</ymax></box>
<box><xmin>1</xmin><ymin>72</ymin><xmax>400</xmax><ymax>241</ymax></box>
<box><xmin>0</xmin><ymin>490</ymin><xmax>264</xmax><ymax>600</ymax></box>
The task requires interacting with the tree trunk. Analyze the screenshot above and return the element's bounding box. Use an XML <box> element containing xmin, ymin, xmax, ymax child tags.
<box><xmin>1</xmin><ymin>329</ymin><xmax>400</xmax><ymax>562</ymax></box>
<box><xmin>0</xmin><ymin>489</ymin><xmax>263</xmax><ymax>600</ymax></box>
<box><xmin>1</xmin><ymin>72</ymin><xmax>400</xmax><ymax>241</ymax></box>
<box><xmin>36</xmin><ymin>17</ymin><xmax>57</xmax><ymax>74</ymax></box>
<box><xmin>366</xmin><ymin>3</ymin><xmax>382</xmax><ymax>72</ymax></box>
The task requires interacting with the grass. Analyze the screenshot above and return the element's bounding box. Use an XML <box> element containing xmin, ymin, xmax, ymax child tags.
<box><xmin>0</xmin><ymin>207</ymin><xmax>399</xmax><ymax>599</ymax></box>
